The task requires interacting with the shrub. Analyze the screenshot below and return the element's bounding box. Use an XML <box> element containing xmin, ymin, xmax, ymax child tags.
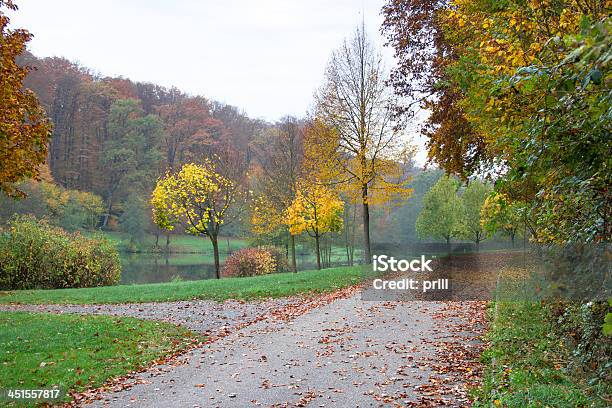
<box><xmin>260</xmin><ymin>245</ymin><xmax>289</xmax><ymax>272</ymax></box>
<box><xmin>0</xmin><ymin>215</ymin><xmax>121</xmax><ymax>289</ymax></box>
<box><xmin>222</xmin><ymin>247</ymin><xmax>276</xmax><ymax>278</ymax></box>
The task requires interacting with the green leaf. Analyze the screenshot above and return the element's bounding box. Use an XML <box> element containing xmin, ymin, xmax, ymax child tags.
<box><xmin>603</xmin><ymin>312</ymin><xmax>612</xmax><ymax>336</ymax></box>
<box><xmin>589</xmin><ymin>69</ymin><xmax>603</xmax><ymax>85</ymax></box>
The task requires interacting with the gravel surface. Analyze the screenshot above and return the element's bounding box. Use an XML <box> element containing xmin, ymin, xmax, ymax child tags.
<box><xmin>84</xmin><ymin>296</ymin><xmax>483</xmax><ymax>407</ymax></box>
<box><xmin>1</xmin><ymin>290</ymin><xmax>485</xmax><ymax>407</ymax></box>
<box><xmin>0</xmin><ymin>298</ymin><xmax>295</xmax><ymax>335</ymax></box>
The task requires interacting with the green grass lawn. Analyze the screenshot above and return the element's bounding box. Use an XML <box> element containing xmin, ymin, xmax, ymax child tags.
<box><xmin>473</xmin><ymin>301</ymin><xmax>600</xmax><ymax>407</ymax></box>
<box><xmin>0</xmin><ymin>266</ymin><xmax>362</xmax><ymax>305</ymax></box>
<box><xmin>0</xmin><ymin>312</ymin><xmax>200</xmax><ymax>406</ymax></box>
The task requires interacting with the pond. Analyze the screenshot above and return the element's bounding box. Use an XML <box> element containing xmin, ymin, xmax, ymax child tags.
<box><xmin>119</xmin><ymin>253</ymin><xmax>219</xmax><ymax>284</ymax></box>
<box><xmin>118</xmin><ymin>251</ymin><xmax>355</xmax><ymax>284</ymax></box>
<box><xmin>117</xmin><ymin>242</ymin><xmax>518</xmax><ymax>284</ymax></box>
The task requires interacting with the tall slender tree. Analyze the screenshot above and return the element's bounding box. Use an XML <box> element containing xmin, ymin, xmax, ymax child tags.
<box><xmin>314</xmin><ymin>24</ymin><xmax>411</xmax><ymax>263</ymax></box>
<box><xmin>251</xmin><ymin>117</ymin><xmax>303</xmax><ymax>272</ymax></box>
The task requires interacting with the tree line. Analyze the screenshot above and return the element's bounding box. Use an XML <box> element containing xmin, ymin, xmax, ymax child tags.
<box><xmin>5</xmin><ymin>0</ymin><xmax>604</xmax><ymax>280</ymax></box>
<box><xmin>3</xmin><ymin>4</ymin><xmax>418</xmax><ymax>278</ymax></box>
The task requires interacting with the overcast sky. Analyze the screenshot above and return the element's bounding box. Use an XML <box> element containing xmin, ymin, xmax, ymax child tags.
<box><xmin>8</xmin><ymin>0</ymin><xmax>429</xmax><ymax>164</ymax></box>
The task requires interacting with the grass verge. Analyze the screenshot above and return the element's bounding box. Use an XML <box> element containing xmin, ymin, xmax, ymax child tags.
<box><xmin>0</xmin><ymin>266</ymin><xmax>362</xmax><ymax>304</ymax></box>
<box><xmin>473</xmin><ymin>301</ymin><xmax>602</xmax><ymax>407</ymax></box>
<box><xmin>0</xmin><ymin>312</ymin><xmax>199</xmax><ymax>406</ymax></box>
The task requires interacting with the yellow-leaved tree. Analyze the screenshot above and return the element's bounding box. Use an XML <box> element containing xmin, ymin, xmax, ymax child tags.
<box><xmin>285</xmin><ymin>181</ymin><xmax>343</xmax><ymax>270</ymax></box>
<box><xmin>151</xmin><ymin>160</ymin><xmax>242</xmax><ymax>278</ymax></box>
<box><xmin>251</xmin><ymin>195</ymin><xmax>284</xmax><ymax>237</ymax></box>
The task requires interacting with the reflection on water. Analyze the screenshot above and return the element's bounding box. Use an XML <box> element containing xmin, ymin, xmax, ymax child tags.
<box><xmin>119</xmin><ymin>253</ymin><xmax>218</xmax><ymax>284</ymax></box>
<box><xmin>119</xmin><ymin>243</ymin><xmax>517</xmax><ymax>284</ymax></box>
<box><xmin>119</xmin><ymin>251</ymin><xmax>352</xmax><ymax>284</ymax></box>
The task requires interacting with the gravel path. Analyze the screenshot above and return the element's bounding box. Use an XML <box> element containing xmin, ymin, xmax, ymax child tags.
<box><xmin>82</xmin><ymin>296</ymin><xmax>484</xmax><ymax>407</ymax></box>
<box><xmin>1</xmin><ymin>291</ymin><xmax>486</xmax><ymax>407</ymax></box>
<box><xmin>0</xmin><ymin>298</ymin><xmax>295</xmax><ymax>336</ymax></box>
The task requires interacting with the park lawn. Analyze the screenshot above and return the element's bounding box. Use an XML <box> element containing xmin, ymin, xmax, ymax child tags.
<box><xmin>0</xmin><ymin>266</ymin><xmax>362</xmax><ymax>305</ymax></box>
<box><xmin>0</xmin><ymin>312</ymin><xmax>200</xmax><ymax>406</ymax></box>
<box><xmin>473</xmin><ymin>301</ymin><xmax>600</xmax><ymax>408</ymax></box>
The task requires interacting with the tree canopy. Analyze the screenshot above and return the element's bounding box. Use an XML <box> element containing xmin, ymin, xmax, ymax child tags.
<box><xmin>383</xmin><ymin>0</ymin><xmax>611</xmax><ymax>244</ymax></box>
<box><xmin>415</xmin><ymin>175</ymin><xmax>461</xmax><ymax>246</ymax></box>
<box><xmin>0</xmin><ymin>0</ymin><xmax>52</xmax><ymax>196</ymax></box>
<box><xmin>151</xmin><ymin>161</ymin><xmax>244</xmax><ymax>277</ymax></box>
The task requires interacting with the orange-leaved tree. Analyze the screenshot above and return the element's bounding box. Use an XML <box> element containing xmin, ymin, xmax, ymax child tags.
<box><xmin>0</xmin><ymin>0</ymin><xmax>52</xmax><ymax>196</ymax></box>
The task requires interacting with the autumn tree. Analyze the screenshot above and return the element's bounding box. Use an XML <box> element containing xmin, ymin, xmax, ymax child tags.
<box><xmin>444</xmin><ymin>4</ymin><xmax>611</xmax><ymax>243</ymax></box>
<box><xmin>381</xmin><ymin>0</ymin><xmax>488</xmax><ymax>179</ymax></box>
<box><xmin>151</xmin><ymin>160</ymin><xmax>245</xmax><ymax>278</ymax></box>
<box><xmin>384</xmin><ymin>1</ymin><xmax>610</xmax><ymax>243</ymax></box>
<box><xmin>49</xmin><ymin>79</ymin><xmax>115</xmax><ymax>192</ymax></box>
<box><xmin>0</xmin><ymin>180</ymin><xmax>104</xmax><ymax>230</ymax></box>
<box><xmin>457</xmin><ymin>179</ymin><xmax>491</xmax><ymax>250</ymax></box>
<box><xmin>157</xmin><ymin>97</ymin><xmax>213</xmax><ymax>170</ymax></box>
<box><xmin>251</xmin><ymin>116</ymin><xmax>303</xmax><ymax>272</ymax></box>
<box><xmin>286</xmin><ymin>181</ymin><xmax>344</xmax><ymax>270</ymax></box>
<box><xmin>101</xmin><ymin>99</ymin><xmax>163</xmax><ymax>225</ymax></box>
<box><xmin>210</xmin><ymin>102</ymin><xmax>262</xmax><ymax>154</ymax></box>
<box><xmin>302</xmin><ymin>120</ymin><xmax>360</xmax><ymax>266</ymax></box>
<box><xmin>314</xmin><ymin>24</ymin><xmax>412</xmax><ymax>263</ymax></box>
<box><xmin>0</xmin><ymin>0</ymin><xmax>52</xmax><ymax>196</ymax></box>
<box><xmin>481</xmin><ymin>192</ymin><xmax>524</xmax><ymax>247</ymax></box>
<box><xmin>415</xmin><ymin>175</ymin><xmax>461</xmax><ymax>249</ymax></box>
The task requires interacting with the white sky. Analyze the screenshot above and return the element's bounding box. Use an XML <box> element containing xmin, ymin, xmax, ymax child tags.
<box><xmin>8</xmin><ymin>0</ymin><xmax>429</xmax><ymax>164</ymax></box>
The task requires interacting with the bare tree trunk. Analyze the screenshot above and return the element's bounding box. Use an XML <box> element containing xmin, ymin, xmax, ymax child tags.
<box><xmin>290</xmin><ymin>234</ymin><xmax>297</xmax><ymax>273</ymax></box>
<box><xmin>362</xmin><ymin>185</ymin><xmax>371</xmax><ymax>264</ymax></box>
<box><xmin>165</xmin><ymin>232</ymin><xmax>171</xmax><ymax>251</ymax></box>
<box><xmin>349</xmin><ymin>203</ymin><xmax>357</xmax><ymax>266</ymax></box>
<box><xmin>322</xmin><ymin>238</ymin><xmax>329</xmax><ymax>268</ymax></box>
<box><xmin>315</xmin><ymin>234</ymin><xmax>321</xmax><ymax>270</ymax></box>
<box><xmin>102</xmin><ymin>194</ymin><xmax>113</xmax><ymax>228</ymax></box>
<box><xmin>210</xmin><ymin>234</ymin><xmax>220</xmax><ymax>279</ymax></box>
<box><xmin>344</xmin><ymin>204</ymin><xmax>352</xmax><ymax>266</ymax></box>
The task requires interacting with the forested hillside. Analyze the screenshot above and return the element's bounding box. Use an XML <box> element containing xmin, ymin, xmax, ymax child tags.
<box><xmin>17</xmin><ymin>51</ymin><xmax>261</xmax><ymax>227</ymax></box>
